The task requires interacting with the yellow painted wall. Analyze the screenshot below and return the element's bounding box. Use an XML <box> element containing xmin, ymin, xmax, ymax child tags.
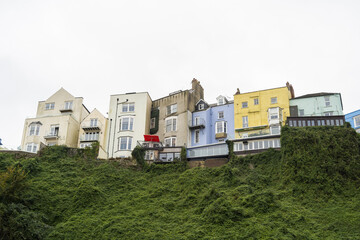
<box><xmin>234</xmin><ymin>86</ymin><xmax>292</xmax><ymax>139</ymax></box>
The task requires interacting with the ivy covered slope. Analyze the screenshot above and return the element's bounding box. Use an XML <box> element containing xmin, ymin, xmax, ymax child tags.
<box><xmin>1</xmin><ymin>126</ymin><xmax>360</xmax><ymax>239</ymax></box>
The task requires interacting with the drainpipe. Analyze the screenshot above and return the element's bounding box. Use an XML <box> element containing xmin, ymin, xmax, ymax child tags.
<box><xmin>111</xmin><ymin>98</ymin><xmax>128</xmax><ymax>158</ymax></box>
<box><xmin>107</xmin><ymin>118</ymin><xmax>112</xmax><ymax>159</ymax></box>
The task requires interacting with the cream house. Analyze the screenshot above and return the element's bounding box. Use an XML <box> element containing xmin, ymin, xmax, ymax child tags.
<box><xmin>78</xmin><ymin>108</ymin><xmax>108</xmax><ymax>159</ymax></box>
<box><xmin>106</xmin><ymin>92</ymin><xmax>152</xmax><ymax>158</ymax></box>
<box><xmin>21</xmin><ymin>88</ymin><xmax>90</xmax><ymax>152</ymax></box>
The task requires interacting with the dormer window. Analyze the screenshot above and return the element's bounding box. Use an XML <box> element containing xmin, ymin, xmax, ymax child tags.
<box><xmin>198</xmin><ymin>104</ymin><xmax>205</xmax><ymax>110</ymax></box>
<box><xmin>217</xmin><ymin>97</ymin><xmax>224</xmax><ymax>105</ymax></box>
<box><xmin>45</xmin><ymin>102</ymin><xmax>55</xmax><ymax>110</ymax></box>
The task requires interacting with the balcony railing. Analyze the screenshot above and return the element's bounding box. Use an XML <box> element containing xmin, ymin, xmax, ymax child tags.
<box><xmin>80</xmin><ymin>135</ymin><xmax>99</xmax><ymax>142</ymax></box>
<box><xmin>287</xmin><ymin>115</ymin><xmax>345</xmax><ymax>127</ymax></box>
<box><xmin>44</xmin><ymin>132</ymin><xmax>59</xmax><ymax>140</ymax></box>
<box><xmin>188</xmin><ymin>118</ymin><xmax>206</xmax><ymax>129</ymax></box>
<box><xmin>81</xmin><ymin>121</ymin><xmax>103</xmax><ymax>131</ymax></box>
<box><xmin>137</xmin><ymin>141</ymin><xmax>163</xmax><ymax>149</ymax></box>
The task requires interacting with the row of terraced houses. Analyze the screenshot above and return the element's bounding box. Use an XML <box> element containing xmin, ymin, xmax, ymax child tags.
<box><xmin>20</xmin><ymin>79</ymin><xmax>360</xmax><ymax>166</ymax></box>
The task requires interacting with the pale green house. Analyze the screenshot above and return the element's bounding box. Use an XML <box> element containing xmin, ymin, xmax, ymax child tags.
<box><xmin>289</xmin><ymin>93</ymin><xmax>343</xmax><ymax>117</ymax></box>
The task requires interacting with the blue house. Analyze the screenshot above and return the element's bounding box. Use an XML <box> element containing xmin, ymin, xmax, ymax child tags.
<box><xmin>187</xmin><ymin>95</ymin><xmax>234</xmax><ymax>160</ymax></box>
<box><xmin>345</xmin><ymin>109</ymin><xmax>360</xmax><ymax>133</ymax></box>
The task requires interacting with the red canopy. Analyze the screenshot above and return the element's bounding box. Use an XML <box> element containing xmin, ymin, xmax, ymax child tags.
<box><xmin>144</xmin><ymin>135</ymin><xmax>160</xmax><ymax>142</ymax></box>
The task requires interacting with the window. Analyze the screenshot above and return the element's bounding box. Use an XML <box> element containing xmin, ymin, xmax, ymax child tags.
<box><xmin>324</xmin><ymin>111</ymin><xmax>333</xmax><ymax>116</ymax></box>
<box><xmin>307</xmin><ymin>120</ymin><xmax>311</xmax><ymax>126</ymax></box>
<box><xmin>80</xmin><ymin>143</ymin><xmax>91</xmax><ymax>148</ymax></box>
<box><xmin>215</xmin><ymin>121</ymin><xmax>227</xmax><ymax>133</ymax></box>
<box><xmin>145</xmin><ymin>151</ymin><xmax>155</xmax><ymax>160</ymax></box>
<box><xmin>242</xmin><ymin>116</ymin><xmax>248</xmax><ymax>128</ymax></box>
<box><xmin>289</xmin><ymin>120</ymin><xmax>293</xmax><ymax>127</ymax></box>
<box><xmin>194</xmin><ymin>117</ymin><xmax>200</xmax><ymax>126</ymax></box>
<box><xmin>122</xmin><ymin>103</ymin><xmax>135</xmax><ymax>112</ymax></box>
<box><xmin>242</xmin><ymin>102</ymin><xmax>248</xmax><ymax>108</ymax></box>
<box><xmin>299</xmin><ymin>109</ymin><xmax>304</xmax><ymax>116</ymax></box>
<box><xmin>26</xmin><ymin>143</ymin><xmax>38</xmax><ymax>153</ymax></box>
<box><xmin>217</xmin><ymin>97</ymin><xmax>224</xmax><ymax>105</ymax></box>
<box><xmin>167</xmin><ymin>104</ymin><xmax>177</xmax><ymax>115</ymax></box>
<box><xmin>354</xmin><ymin>116</ymin><xmax>360</xmax><ymax>127</ymax></box>
<box><xmin>64</xmin><ymin>101</ymin><xmax>73</xmax><ymax>110</ymax></box>
<box><xmin>271</xmin><ymin>97</ymin><xmax>277</xmax><ymax>104</ymax></box>
<box><xmin>335</xmin><ymin>119</ymin><xmax>340</xmax><ymax>126</ymax></box>
<box><xmin>254</xmin><ymin>98</ymin><xmax>259</xmax><ymax>105</ymax></box>
<box><xmin>90</xmin><ymin>118</ymin><xmax>98</xmax><ymax>127</ymax></box>
<box><xmin>270</xmin><ymin>125</ymin><xmax>281</xmax><ymax>135</ymax></box>
<box><xmin>164</xmin><ymin>137</ymin><xmax>176</xmax><ymax>147</ymax></box>
<box><xmin>218</xmin><ymin>111</ymin><xmax>224</xmax><ymax>119</ymax></box>
<box><xmin>45</xmin><ymin>102</ymin><xmax>55</xmax><ymax>110</ymax></box>
<box><xmin>150</xmin><ymin>118</ymin><xmax>156</xmax><ymax>129</ymax></box>
<box><xmin>198</xmin><ymin>104</ymin><xmax>205</xmax><ymax>110</ymax></box>
<box><xmin>29</xmin><ymin>123</ymin><xmax>41</xmax><ymax>136</ymax></box>
<box><xmin>118</xmin><ymin>136</ymin><xmax>132</xmax><ymax>150</ymax></box>
<box><xmin>119</xmin><ymin>117</ymin><xmax>134</xmax><ymax>131</ymax></box>
<box><xmin>324</xmin><ymin>96</ymin><xmax>330</xmax><ymax>107</ymax></box>
<box><xmin>234</xmin><ymin>142</ymin><xmax>243</xmax><ymax>151</ymax></box>
<box><xmin>195</xmin><ymin>130</ymin><xmax>200</xmax><ymax>143</ymax></box>
<box><xmin>85</xmin><ymin>132</ymin><xmax>99</xmax><ymax>141</ymax></box>
<box><xmin>49</xmin><ymin>125</ymin><xmax>59</xmax><ymax>136</ymax></box>
<box><xmin>165</xmin><ymin>117</ymin><xmax>177</xmax><ymax>132</ymax></box>
<box><xmin>269</xmin><ymin>108</ymin><xmax>279</xmax><ymax>120</ymax></box>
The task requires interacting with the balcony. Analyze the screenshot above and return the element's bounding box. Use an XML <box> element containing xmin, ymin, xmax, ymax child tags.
<box><xmin>215</xmin><ymin>132</ymin><xmax>227</xmax><ymax>139</ymax></box>
<box><xmin>81</xmin><ymin>121</ymin><xmax>102</xmax><ymax>131</ymax></box>
<box><xmin>189</xmin><ymin>118</ymin><xmax>206</xmax><ymax>130</ymax></box>
<box><xmin>187</xmin><ymin>143</ymin><xmax>228</xmax><ymax>159</ymax></box>
<box><xmin>287</xmin><ymin>115</ymin><xmax>345</xmax><ymax>127</ymax></box>
<box><xmin>80</xmin><ymin>135</ymin><xmax>99</xmax><ymax>142</ymax></box>
<box><xmin>44</xmin><ymin>132</ymin><xmax>59</xmax><ymax>140</ymax></box>
<box><xmin>137</xmin><ymin>141</ymin><xmax>163</xmax><ymax>150</ymax></box>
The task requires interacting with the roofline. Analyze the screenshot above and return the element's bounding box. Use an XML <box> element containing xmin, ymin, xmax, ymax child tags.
<box><xmin>345</xmin><ymin>108</ymin><xmax>360</xmax><ymax>115</ymax></box>
<box><xmin>292</xmin><ymin>92</ymin><xmax>340</xmax><ymax>100</ymax></box>
<box><xmin>233</xmin><ymin>86</ymin><xmax>288</xmax><ymax>96</ymax></box>
<box><xmin>110</xmin><ymin>92</ymin><xmax>152</xmax><ymax>101</ymax></box>
<box><xmin>152</xmin><ymin>89</ymin><xmax>189</xmax><ymax>102</ymax></box>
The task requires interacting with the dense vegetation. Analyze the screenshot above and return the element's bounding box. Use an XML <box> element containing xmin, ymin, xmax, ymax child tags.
<box><xmin>1</xmin><ymin>126</ymin><xmax>360</xmax><ymax>239</ymax></box>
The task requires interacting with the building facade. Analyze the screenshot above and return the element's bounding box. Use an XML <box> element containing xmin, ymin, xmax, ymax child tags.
<box><xmin>21</xmin><ymin>88</ymin><xmax>90</xmax><ymax>153</ymax></box>
<box><xmin>232</xmin><ymin>83</ymin><xmax>295</xmax><ymax>155</ymax></box>
<box><xmin>187</xmin><ymin>96</ymin><xmax>234</xmax><ymax>160</ymax></box>
<box><xmin>150</xmin><ymin>78</ymin><xmax>204</xmax><ymax>147</ymax></box>
<box><xmin>78</xmin><ymin>109</ymin><xmax>108</xmax><ymax>159</ymax></box>
<box><xmin>289</xmin><ymin>92</ymin><xmax>343</xmax><ymax>117</ymax></box>
<box><xmin>345</xmin><ymin>109</ymin><xmax>360</xmax><ymax>133</ymax></box>
<box><xmin>106</xmin><ymin>92</ymin><xmax>152</xmax><ymax>158</ymax></box>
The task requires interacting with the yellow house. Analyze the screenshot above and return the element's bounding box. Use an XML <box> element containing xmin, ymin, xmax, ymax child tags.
<box><xmin>234</xmin><ymin>82</ymin><xmax>295</xmax><ymax>139</ymax></box>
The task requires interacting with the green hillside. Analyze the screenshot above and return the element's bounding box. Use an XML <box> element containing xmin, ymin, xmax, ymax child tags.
<box><xmin>1</xmin><ymin>126</ymin><xmax>360</xmax><ymax>239</ymax></box>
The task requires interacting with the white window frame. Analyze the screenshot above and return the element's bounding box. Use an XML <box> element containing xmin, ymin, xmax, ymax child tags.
<box><xmin>254</xmin><ymin>98</ymin><xmax>259</xmax><ymax>105</ymax></box>
<box><xmin>165</xmin><ymin>116</ymin><xmax>177</xmax><ymax>132</ymax></box>
<box><xmin>164</xmin><ymin>137</ymin><xmax>176</xmax><ymax>147</ymax></box>
<box><xmin>195</xmin><ymin>130</ymin><xmax>200</xmax><ymax>143</ymax></box>
<box><xmin>118</xmin><ymin>136</ymin><xmax>132</xmax><ymax>150</ymax></box>
<box><xmin>270</xmin><ymin>125</ymin><xmax>281</xmax><ymax>135</ymax></box>
<box><xmin>26</xmin><ymin>143</ymin><xmax>38</xmax><ymax>153</ymax></box>
<box><xmin>49</xmin><ymin>125</ymin><xmax>59</xmax><ymax>136</ymax></box>
<box><xmin>217</xmin><ymin>97</ymin><xmax>224</xmax><ymax>105</ymax></box>
<box><xmin>269</xmin><ymin>108</ymin><xmax>279</xmax><ymax>120</ymax></box>
<box><xmin>29</xmin><ymin>124</ymin><xmax>41</xmax><ymax>136</ymax></box>
<box><xmin>167</xmin><ymin>104</ymin><xmax>177</xmax><ymax>115</ymax></box>
<box><xmin>85</xmin><ymin>132</ymin><xmax>99</xmax><ymax>141</ymax></box>
<box><xmin>242</xmin><ymin>116</ymin><xmax>248</xmax><ymax>128</ymax></box>
<box><xmin>64</xmin><ymin>101</ymin><xmax>73</xmax><ymax>110</ymax></box>
<box><xmin>271</xmin><ymin>97</ymin><xmax>277</xmax><ymax>104</ymax></box>
<box><xmin>198</xmin><ymin>104</ymin><xmax>205</xmax><ymax>110</ymax></box>
<box><xmin>122</xmin><ymin>103</ymin><xmax>135</xmax><ymax>112</ymax></box>
<box><xmin>90</xmin><ymin>118</ymin><xmax>98</xmax><ymax>127</ymax></box>
<box><xmin>218</xmin><ymin>111</ymin><xmax>224</xmax><ymax>119</ymax></box>
<box><xmin>354</xmin><ymin>116</ymin><xmax>360</xmax><ymax>128</ymax></box>
<box><xmin>194</xmin><ymin>117</ymin><xmax>200</xmax><ymax>126</ymax></box>
<box><xmin>215</xmin><ymin>121</ymin><xmax>227</xmax><ymax>134</ymax></box>
<box><xmin>145</xmin><ymin>150</ymin><xmax>155</xmax><ymax>160</ymax></box>
<box><xmin>80</xmin><ymin>143</ymin><xmax>92</xmax><ymax>148</ymax></box>
<box><xmin>119</xmin><ymin>116</ymin><xmax>134</xmax><ymax>131</ymax></box>
<box><xmin>242</xmin><ymin>102</ymin><xmax>248</xmax><ymax>108</ymax></box>
<box><xmin>45</xmin><ymin>102</ymin><xmax>55</xmax><ymax>110</ymax></box>
<box><xmin>324</xmin><ymin>111</ymin><xmax>333</xmax><ymax>116</ymax></box>
<box><xmin>299</xmin><ymin>109</ymin><xmax>304</xmax><ymax>116</ymax></box>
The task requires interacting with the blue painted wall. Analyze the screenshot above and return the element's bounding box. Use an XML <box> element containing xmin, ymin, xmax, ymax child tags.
<box><xmin>345</xmin><ymin>109</ymin><xmax>360</xmax><ymax>132</ymax></box>
<box><xmin>190</xmin><ymin>102</ymin><xmax>234</xmax><ymax>147</ymax></box>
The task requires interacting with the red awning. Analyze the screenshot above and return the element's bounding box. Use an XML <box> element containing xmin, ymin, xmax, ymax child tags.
<box><xmin>144</xmin><ymin>135</ymin><xmax>160</xmax><ymax>142</ymax></box>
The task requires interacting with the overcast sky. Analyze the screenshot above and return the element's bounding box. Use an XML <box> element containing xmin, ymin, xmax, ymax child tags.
<box><xmin>1</xmin><ymin>0</ymin><xmax>359</xmax><ymax>149</ymax></box>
